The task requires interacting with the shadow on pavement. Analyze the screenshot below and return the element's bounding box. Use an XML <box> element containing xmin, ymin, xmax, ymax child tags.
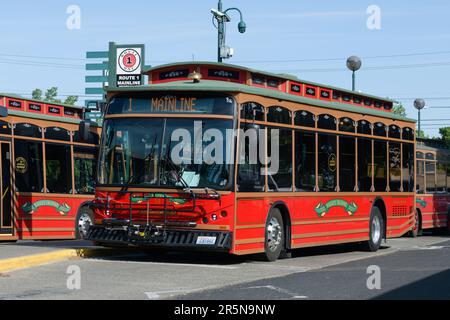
<box><xmin>373</xmin><ymin>269</ymin><xmax>450</xmax><ymax>300</ymax></box>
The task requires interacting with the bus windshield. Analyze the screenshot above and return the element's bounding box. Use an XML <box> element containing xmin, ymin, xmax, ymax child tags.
<box><xmin>98</xmin><ymin>117</ymin><xmax>234</xmax><ymax>190</ymax></box>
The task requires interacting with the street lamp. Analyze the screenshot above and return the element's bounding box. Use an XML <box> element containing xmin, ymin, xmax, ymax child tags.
<box><xmin>346</xmin><ymin>56</ymin><xmax>362</xmax><ymax>91</ymax></box>
<box><xmin>414</xmin><ymin>98</ymin><xmax>426</xmax><ymax>137</ymax></box>
<box><xmin>211</xmin><ymin>0</ymin><xmax>247</xmax><ymax>63</ymax></box>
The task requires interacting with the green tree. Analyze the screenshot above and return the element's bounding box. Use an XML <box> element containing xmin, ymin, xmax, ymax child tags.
<box><xmin>44</xmin><ymin>87</ymin><xmax>61</xmax><ymax>104</ymax></box>
<box><xmin>439</xmin><ymin>127</ymin><xmax>450</xmax><ymax>145</ymax></box>
<box><xmin>392</xmin><ymin>104</ymin><xmax>407</xmax><ymax>117</ymax></box>
<box><xmin>417</xmin><ymin>130</ymin><xmax>429</xmax><ymax>139</ymax></box>
<box><xmin>64</xmin><ymin>95</ymin><xmax>78</xmax><ymax>106</ymax></box>
<box><xmin>32</xmin><ymin>89</ymin><xmax>43</xmax><ymax>100</ymax></box>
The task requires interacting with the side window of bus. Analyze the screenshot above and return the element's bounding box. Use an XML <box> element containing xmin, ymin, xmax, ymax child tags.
<box><xmin>267</xmin><ymin>106</ymin><xmax>291</xmax><ymax>124</ymax></box>
<box><xmin>45</xmin><ymin>127</ymin><xmax>71</xmax><ymax>141</ymax></box>
<box><xmin>447</xmin><ymin>164</ymin><xmax>450</xmax><ymax>193</ymax></box>
<box><xmin>374</xmin><ymin>140</ymin><xmax>387</xmax><ymax>191</ymax></box>
<box><xmin>358</xmin><ymin>138</ymin><xmax>373</xmax><ymax>192</ymax></box>
<box><xmin>294</xmin><ymin>111</ymin><xmax>315</xmax><ymax>128</ymax></box>
<box><xmin>436</xmin><ymin>162</ymin><xmax>447</xmax><ymax>192</ymax></box>
<box><xmin>402</xmin><ymin>127</ymin><xmax>415</xmax><ymax>141</ymax></box>
<box><xmin>14</xmin><ymin>140</ymin><xmax>44</xmax><ymax>192</ymax></box>
<box><xmin>357</xmin><ymin>120</ymin><xmax>372</xmax><ymax>135</ymax></box>
<box><xmin>74</xmin><ymin>147</ymin><xmax>96</xmax><ymax>194</ymax></box>
<box><xmin>45</xmin><ymin>143</ymin><xmax>72</xmax><ymax>194</ymax></box>
<box><xmin>389</xmin><ymin>142</ymin><xmax>401</xmax><ymax>192</ymax></box>
<box><xmin>402</xmin><ymin>143</ymin><xmax>415</xmax><ymax>192</ymax></box>
<box><xmin>416</xmin><ymin>160</ymin><xmax>425</xmax><ymax>194</ymax></box>
<box><xmin>373</xmin><ymin>123</ymin><xmax>386</xmax><ymax>137</ymax></box>
<box><xmin>318</xmin><ymin>133</ymin><xmax>337</xmax><ymax>192</ymax></box>
<box><xmin>295</xmin><ymin>131</ymin><xmax>316</xmax><ymax>191</ymax></box>
<box><xmin>73</xmin><ymin>131</ymin><xmax>99</xmax><ymax>145</ymax></box>
<box><xmin>268</xmin><ymin>128</ymin><xmax>292</xmax><ymax>192</ymax></box>
<box><xmin>14</xmin><ymin>123</ymin><xmax>41</xmax><ymax>137</ymax></box>
<box><xmin>237</xmin><ymin>125</ymin><xmax>265</xmax><ymax>192</ymax></box>
<box><xmin>389</xmin><ymin>125</ymin><xmax>401</xmax><ymax>139</ymax></box>
<box><xmin>317</xmin><ymin>114</ymin><xmax>336</xmax><ymax>130</ymax></box>
<box><xmin>240</xmin><ymin>102</ymin><xmax>265</xmax><ymax>121</ymax></box>
<box><xmin>339</xmin><ymin>117</ymin><xmax>355</xmax><ymax>133</ymax></box>
<box><xmin>339</xmin><ymin>135</ymin><xmax>355</xmax><ymax>192</ymax></box>
<box><xmin>0</xmin><ymin>121</ymin><xmax>11</xmax><ymax>135</ymax></box>
<box><xmin>426</xmin><ymin>161</ymin><xmax>436</xmax><ymax>193</ymax></box>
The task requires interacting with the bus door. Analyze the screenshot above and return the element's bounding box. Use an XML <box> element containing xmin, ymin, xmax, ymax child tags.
<box><xmin>0</xmin><ymin>141</ymin><xmax>13</xmax><ymax>235</ymax></box>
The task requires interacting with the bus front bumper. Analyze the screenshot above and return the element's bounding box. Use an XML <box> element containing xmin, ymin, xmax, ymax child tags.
<box><xmin>86</xmin><ymin>225</ymin><xmax>232</xmax><ymax>252</ymax></box>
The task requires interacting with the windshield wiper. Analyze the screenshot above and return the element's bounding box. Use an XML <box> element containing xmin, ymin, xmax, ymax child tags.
<box><xmin>161</xmin><ymin>154</ymin><xmax>192</xmax><ymax>192</ymax></box>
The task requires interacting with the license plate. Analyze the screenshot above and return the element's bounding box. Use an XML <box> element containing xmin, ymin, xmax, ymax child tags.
<box><xmin>196</xmin><ymin>236</ymin><xmax>217</xmax><ymax>245</ymax></box>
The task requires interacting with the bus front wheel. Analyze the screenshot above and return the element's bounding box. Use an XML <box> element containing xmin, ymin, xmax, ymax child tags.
<box><xmin>408</xmin><ymin>209</ymin><xmax>422</xmax><ymax>238</ymax></box>
<box><xmin>75</xmin><ymin>206</ymin><xmax>94</xmax><ymax>240</ymax></box>
<box><xmin>262</xmin><ymin>208</ymin><xmax>285</xmax><ymax>262</ymax></box>
<box><xmin>362</xmin><ymin>207</ymin><xmax>384</xmax><ymax>252</ymax></box>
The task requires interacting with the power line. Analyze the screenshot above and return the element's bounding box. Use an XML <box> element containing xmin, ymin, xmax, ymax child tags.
<box><xmin>233</xmin><ymin>50</ymin><xmax>450</xmax><ymax>64</ymax></box>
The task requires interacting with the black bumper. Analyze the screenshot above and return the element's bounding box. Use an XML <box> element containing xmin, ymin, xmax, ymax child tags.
<box><xmin>86</xmin><ymin>225</ymin><xmax>232</xmax><ymax>252</ymax></box>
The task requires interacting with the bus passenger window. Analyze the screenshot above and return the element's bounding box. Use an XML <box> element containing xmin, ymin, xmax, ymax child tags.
<box><xmin>14</xmin><ymin>140</ymin><xmax>44</xmax><ymax>192</ymax></box>
<box><xmin>389</xmin><ymin>142</ymin><xmax>401</xmax><ymax>192</ymax></box>
<box><xmin>45</xmin><ymin>143</ymin><xmax>72</xmax><ymax>194</ymax></box>
<box><xmin>238</xmin><ymin>126</ymin><xmax>265</xmax><ymax>192</ymax></box>
<box><xmin>74</xmin><ymin>147</ymin><xmax>97</xmax><ymax>194</ymax></box>
<box><xmin>373</xmin><ymin>140</ymin><xmax>387</xmax><ymax>191</ymax></box>
<box><xmin>295</xmin><ymin>131</ymin><xmax>316</xmax><ymax>191</ymax></box>
<box><xmin>402</xmin><ymin>144</ymin><xmax>414</xmax><ymax>192</ymax></box>
<box><xmin>339</xmin><ymin>136</ymin><xmax>355</xmax><ymax>192</ymax></box>
<box><xmin>436</xmin><ymin>163</ymin><xmax>446</xmax><ymax>192</ymax></box>
<box><xmin>358</xmin><ymin>138</ymin><xmax>373</xmax><ymax>192</ymax></box>
<box><xmin>416</xmin><ymin>161</ymin><xmax>425</xmax><ymax>194</ymax></box>
<box><xmin>318</xmin><ymin>134</ymin><xmax>337</xmax><ymax>192</ymax></box>
<box><xmin>426</xmin><ymin>162</ymin><xmax>436</xmax><ymax>193</ymax></box>
<box><xmin>268</xmin><ymin>128</ymin><xmax>292</xmax><ymax>192</ymax></box>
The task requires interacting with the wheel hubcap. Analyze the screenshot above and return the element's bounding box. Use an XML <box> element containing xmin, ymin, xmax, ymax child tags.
<box><xmin>372</xmin><ymin>215</ymin><xmax>381</xmax><ymax>244</ymax></box>
<box><xmin>78</xmin><ymin>214</ymin><xmax>92</xmax><ymax>238</ymax></box>
<box><xmin>267</xmin><ymin>217</ymin><xmax>282</xmax><ymax>252</ymax></box>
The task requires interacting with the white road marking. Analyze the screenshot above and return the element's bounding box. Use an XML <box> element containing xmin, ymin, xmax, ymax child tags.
<box><xmin>244</xmin><ymin>285</ymin><xmax>308</xmax><ymax>299</ymax></box>
<box><xmin>145</xmin><ymin>289</ymin><xmax>190</xmax><ymax>299</ymax></box>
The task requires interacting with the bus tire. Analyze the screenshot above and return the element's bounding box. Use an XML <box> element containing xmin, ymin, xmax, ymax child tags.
<box><xmin>362</xmin><ymin>206</ymin><xmax>384</xmax><ymax>252</ymax></box>
<box><xmin>408</xmin><ymin>209</ymin><xmax>422</xmax><ymax>238</ymax></box>
<box><xmin>75</xmin><ymin>206</ymin><xmax>94</xmax><ymax>240</ymax></box>
<box><xmin>262</xmin><ymin>208</ymin><xmax>284</xmax><ymax>262</ymax></box>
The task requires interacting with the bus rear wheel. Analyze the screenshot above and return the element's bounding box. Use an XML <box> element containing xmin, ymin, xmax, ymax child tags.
<box><xmin>362</xmin><ymin>207</ymin><xmax>384</xmax><ymax>252</ymax></box>
<box><xmin>409</xmin><ymin>209</ymin><xmax>422</xmax><ymax>238</ymax></box>
<box><xmin>262</xmin><ymin>208</ymin><xmax>284</xmax><ymax>262</ymax></box>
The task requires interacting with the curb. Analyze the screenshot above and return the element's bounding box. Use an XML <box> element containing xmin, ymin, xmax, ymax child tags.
<box><xmin>0</xmin><ymin>247</ymin><xmax>135</xmax><ymax>274</ymax></box>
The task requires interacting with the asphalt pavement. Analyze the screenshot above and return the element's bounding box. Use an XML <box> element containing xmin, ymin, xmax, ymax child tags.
<box><xmin>1</xmin><ymin>234</ymin><xmax>449</xmax><ymax>300</ymax></box>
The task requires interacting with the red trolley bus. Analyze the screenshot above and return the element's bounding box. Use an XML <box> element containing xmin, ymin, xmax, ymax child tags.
<box><xmin>86</xmin><ymin>62</ymin><xmax>417</xmax><ymax>261</ymax></box>
<box><xmin>413</xmin><ymin>138</ymin><xmax>450</xmax><ymax>236</ymax></box>
<box><xmin>0</xmin><ymin>94</ymin><xmax>100</xmax><ymax>242</ymax></box>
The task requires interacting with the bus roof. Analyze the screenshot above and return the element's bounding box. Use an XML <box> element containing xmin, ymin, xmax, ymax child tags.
<box><xmin>144</xmin><ymin>61</ymin><xmax>397</xmax><ymax>104</ymax></box>
<box><xmin>108</xmin><ymin>78</ymin><xmax>416</xmax><ymax>123</ymax></box>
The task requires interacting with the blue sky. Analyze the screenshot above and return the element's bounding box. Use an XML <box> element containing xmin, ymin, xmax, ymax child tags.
<box><xmin>1</xmin><ymin>0</ymin><xmax>449</xmax><ymax>137</ymax></box>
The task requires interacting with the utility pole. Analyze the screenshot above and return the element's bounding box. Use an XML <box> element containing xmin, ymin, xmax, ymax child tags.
<box><xmin>212</xmin><ymin>0</ymin><xmax>247</xmax><ymax>63</ymax></box>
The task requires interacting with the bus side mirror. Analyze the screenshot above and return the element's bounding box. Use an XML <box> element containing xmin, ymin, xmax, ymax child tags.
<box><xmin>79</xmin><ymin>120</ymin><xmax>91</xmax><ymax>142</ymax></box>
<box><xmin>0</xmin><ymin>106</ymin><xmax>7</xmax><ymax>118</ymax></box>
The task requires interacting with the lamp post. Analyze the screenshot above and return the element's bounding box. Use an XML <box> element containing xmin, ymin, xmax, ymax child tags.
<box><xmin>211</xmin><ymin>0</ymin><xmax>247</xmax><ymax>63</ymax></box>
<box><xmin>414</xmin><ymin>98</ymin><xmax>426</xmax><ymax>137</ymax></box>
<box><xmin>346</xmin><ymin>56</ymin><xmax>362</xmax><ymax>91</ymax></box>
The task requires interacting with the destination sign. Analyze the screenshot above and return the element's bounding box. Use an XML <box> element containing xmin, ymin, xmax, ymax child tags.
<box><xmin>107</xmin><ymin>95</ymin><xmax>235</xmax><ymax>115</ymax></box>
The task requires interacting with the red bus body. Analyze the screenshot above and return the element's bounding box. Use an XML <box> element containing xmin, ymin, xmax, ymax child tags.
<box><xmin>0</xmin><ymin>95</ymin><xmax>100</xmax><ymax>241</ymax></box>
<box><xmin>87</xmin><ymin>62</ymin><xmax>420</xmax><ymax>257</ymax></box>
